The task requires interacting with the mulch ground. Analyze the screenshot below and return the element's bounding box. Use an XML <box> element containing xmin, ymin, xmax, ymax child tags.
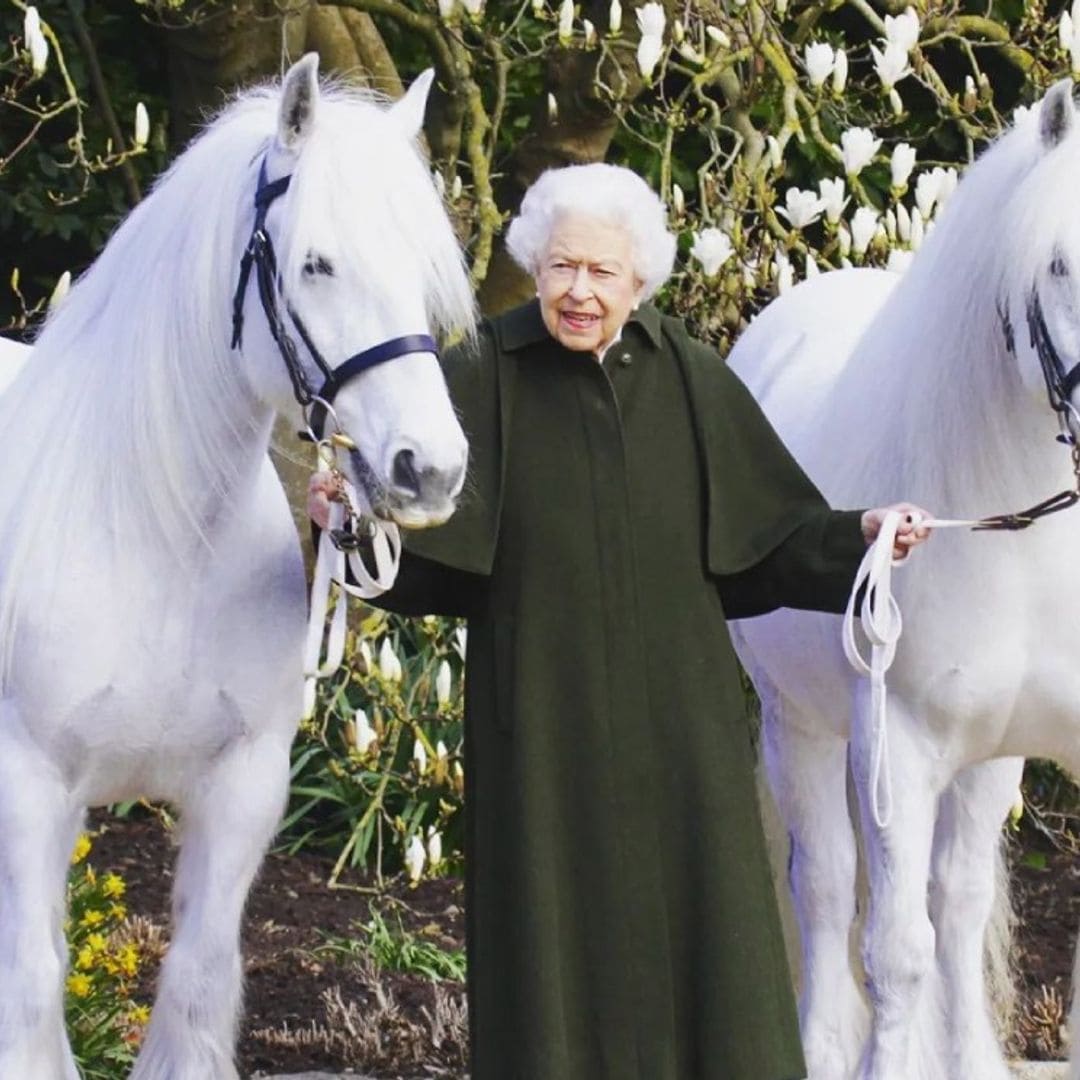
<box><xmin>87</xmin><ymin>810</ymin><xmax>1077</xmax><ymax>1077</ymax></box>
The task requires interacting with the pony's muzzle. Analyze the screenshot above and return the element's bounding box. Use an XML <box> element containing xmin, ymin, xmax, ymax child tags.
<box><xmin>384</xmin><ymin>442</ymin><xmax>466</xmax><ymax>528</ymax></box>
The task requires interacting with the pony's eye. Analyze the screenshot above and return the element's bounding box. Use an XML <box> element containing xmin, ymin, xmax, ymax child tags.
<box><xmin>1050</xmin><ymin>255</ymin><xmax>1069</xmax><ymax>279</ymax></box>
<box><xmin>302</xmin><ymin>254</ymin><xmax>335</xmax><ymax>278</ymax></box>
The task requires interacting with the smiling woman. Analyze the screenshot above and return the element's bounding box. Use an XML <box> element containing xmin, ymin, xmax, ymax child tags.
<box><xmin>309</xmin><ymin>161</ymin><xmax>930</xmax><ymax>1080</ymax></box>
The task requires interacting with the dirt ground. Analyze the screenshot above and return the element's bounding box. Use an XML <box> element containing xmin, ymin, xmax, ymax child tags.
<box><xmin>87</xmin><ymin>810</ymin><xmax>1077</xmax><ymax>1078</ymax></box>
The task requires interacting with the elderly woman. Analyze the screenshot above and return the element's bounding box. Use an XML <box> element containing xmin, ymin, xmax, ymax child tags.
<box><xmin>310</xmin><ymin>164</ymin><xmax>927</xmax><ymax>1080</ymax></box>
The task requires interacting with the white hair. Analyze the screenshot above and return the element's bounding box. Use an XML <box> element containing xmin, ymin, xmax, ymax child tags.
<box><xmin>505</xmin><ymin>163</ymin><xmax>676</xmax><ymax>298</ymax></box>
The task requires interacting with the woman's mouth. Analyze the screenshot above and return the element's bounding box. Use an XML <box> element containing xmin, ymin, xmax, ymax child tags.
<box><xmin>561</xmin><ymin>310</ymin><xmax>600</xmax><ymax>332</ymax></box>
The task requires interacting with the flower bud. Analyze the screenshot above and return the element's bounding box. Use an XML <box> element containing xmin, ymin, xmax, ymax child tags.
<box><xmin>405</xmin><ymin>834</ymin><xmax>426</xmax><ymax>882</ymax></box>
<box><xmin>436</xmin><ymin>660</ymin><xmax>452</xmax><ymax>705</ymax></box>
<box><xmin>134</xmin><ymin>103</ymin><xmax>150</xmax><ymax>149</ymax></box>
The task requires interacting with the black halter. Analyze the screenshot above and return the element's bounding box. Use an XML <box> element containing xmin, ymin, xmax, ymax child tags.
<box><xmin>1025</xmin><ymin>290</ymin><xmax>1080</xmax><ymax>447</ymax></box>
<box><xmin>230</xmin><ymin>157</ymin><xmax>437</xmax><ymax>440</ymax></box>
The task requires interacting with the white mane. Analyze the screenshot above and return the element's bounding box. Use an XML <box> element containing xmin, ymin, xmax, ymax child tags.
<box><xmin>0</xmin><ymin>83</ymin><xmax>473</xmax><ymax>685</ymax></box>
<box><xmin>818</xmin><ymin>108</ymin><xmax>1071</xmax><ymax>513</ymax></box>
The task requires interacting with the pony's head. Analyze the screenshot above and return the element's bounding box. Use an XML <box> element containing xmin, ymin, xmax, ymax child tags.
<box><xmin>997</xmin><ymin>80</ymin><xmax>1080</xmax><ymax>446</ymax></box>
<box><xmin>236</xmin><ymin>55</ymin><xmax>472</xmax><ymax>528</ymax></box>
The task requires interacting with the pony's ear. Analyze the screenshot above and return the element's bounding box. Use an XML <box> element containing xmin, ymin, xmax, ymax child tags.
<box><xmin>1040</xmin><ymin>78</ymin><xmax>1075</xmax><ymax>150</ymax></box>
<box><xmin>388</xmin><ymin>69</ymin><xmax>435</xmax><ymax>140</ymax></box>
<box><xmin>278</xmin><ymin>53</ymin><xmax>320</xmax><ymax>152</ymax></box>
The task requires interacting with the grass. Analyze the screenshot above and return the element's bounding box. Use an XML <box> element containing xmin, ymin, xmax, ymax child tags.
<box><xmin>316</xmin><ymin>907</ymin><xmax>467</xmax><ymax>983</ymax></box>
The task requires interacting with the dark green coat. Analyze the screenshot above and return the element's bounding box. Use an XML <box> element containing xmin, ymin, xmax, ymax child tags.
<box><xmin>380</xmin><ymin>300</ymin><xmax>866</xmax><ymax>1080</ymax></box>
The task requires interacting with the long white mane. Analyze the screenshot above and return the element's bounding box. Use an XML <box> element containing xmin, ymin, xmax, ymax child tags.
<box><xmin>798</xmin><ymin>108</ymin><xmax>1074</xmax><ymax>515</ymax></box>
<box><xmin>0</xmin><ymin>83</ymin><xmax>473</xmax><ymax>685</ymax></box>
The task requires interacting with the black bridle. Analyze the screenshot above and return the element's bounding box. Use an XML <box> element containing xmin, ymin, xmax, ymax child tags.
<box><xmin>974</xmin><ymin>290</ymin><xmax>1080</xmax><ymax>530</ymax></box>
<box><xmin>1025</xmin><ymin>290</ymin><xmax>1080</xmax><ymax>448</ymax></box>
<box><xmin>230</xmin><ymin>157</ymin><xmax>437</xmax><ymax>441</ymax></box>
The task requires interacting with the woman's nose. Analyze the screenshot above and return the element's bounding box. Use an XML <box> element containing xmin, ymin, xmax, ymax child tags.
<box><xmin>568</xmin><ymin>266</ymin><xmax>591</xmax><ymax>299</ymax></box>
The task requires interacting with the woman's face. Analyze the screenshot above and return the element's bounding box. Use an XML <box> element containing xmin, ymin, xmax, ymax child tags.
<box><xmin>535</xmin><ymin>213</ymin><xmax>644</xmax><ymax>355</ymax></box>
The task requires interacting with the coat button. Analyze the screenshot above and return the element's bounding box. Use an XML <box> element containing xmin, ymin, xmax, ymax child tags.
<box><xmin>618</xmin><ymin>352</ymin><xmax>633</xmax><ymax>366</ymax></box>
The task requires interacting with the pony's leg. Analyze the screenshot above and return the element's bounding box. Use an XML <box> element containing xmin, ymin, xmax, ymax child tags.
<box><xmin>762</xmin><ymin>700</ymin><xmax>867</xmax><ymax>1079</ymax></box>
<box><xmin>850</xmin><ymin>701</ymin><xmax>940</xmax><ymax>1080</ymax></box>
<box><xmin>130</xmin><ymin>734</ymin><xmax>290</xmax><ymax>1080</ymax></box>
<box><xmin>0</xmin><ymin>711</ymin><xmax>83</xmax><ymax>1080</ymax></box>
<box><xmin>925</xmin><ymin>758</ymin><xmax>1020</xmax><ymax>1080</ymax></box>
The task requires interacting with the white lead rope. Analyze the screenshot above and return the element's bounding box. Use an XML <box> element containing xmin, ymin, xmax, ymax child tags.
<box><xmin>302</xmin><ymin>484</ymin><xmax>401</xmax><ymax>720</ymax></box>
<box><xmin>842</xmin><ymin>509</ymin><xmax>984</xmax><ymax>829</ymax></box>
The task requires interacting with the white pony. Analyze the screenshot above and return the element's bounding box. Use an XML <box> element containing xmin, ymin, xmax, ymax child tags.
<box><xmin>730</xmin><ymin>81</ymin><xmax>1080</xmax><ymax>1080</ymax></box>
<box><xmin>0</xmin><ymin>55</ymin><xmax>472</xmax><ymax>1080</ymax></box>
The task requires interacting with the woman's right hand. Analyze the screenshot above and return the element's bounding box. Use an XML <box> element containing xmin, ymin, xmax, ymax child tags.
<box><xmin>307</xmin><ymin>471</ymin><xmax>341</xmax><ymax>530</ymax></box>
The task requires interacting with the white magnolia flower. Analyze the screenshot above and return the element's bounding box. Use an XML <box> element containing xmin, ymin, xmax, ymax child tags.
<box><xmin>134</xmin><ymin>103</ymin><xmax>150</xmax><ymax>149</ymax></box>
<box><xmin>937</xmin><ymin>165</ymin><xmax>958</xmax><ymax>203</ymax></box>
<box><xmin>405</xmin><ymin>834</ymin><xmax>426</xmax><ymax>883</ymax></box>
<box><xmin>870</xmin><ymin>41</ymin><xmax>911</xmax><ymax>90</ymax></box>
<box><xmin>804</xmin><ymin>42</ymin><xmax>834</xmax><ymax>89</ymax></box>
<box><xmin>889</xmin><ymin>88</ymin><xmax>904</xmax><ymax>117</ymax></box>
<box><xmin>890</xmin><ymin>142</ymin><xmax>916</xmax><ymax>189</ymax></box>
<box><xmin>608</xmin><ymin>0</ymin><xmax>622</xmax><ymax>34</ymax></box>
<box><xmin>532</xmin><ymin>0</ymin><xmax>545</xmax><ymax>16</ymax></box>
<box><xmin>910</xmin><ymin>206</ymin><xmax>925</xmax><ymax>250</ymax></box>
<box><xmin>583</xmin><ymin>18</ymin><xmax>597</xmax><ymax>46</ymax></box>
<box><xmin>547</xmin><ymin>93</ymin><xmax>559</xmax><ymax>122</ymax></box>
<box><xmin>353</xmin><ymin>708</ymin><xmax>377</xmax><ymax>753</ymax></box>
<box><xmin>24</xmin><ymin>7</ymin><xmax>48</xmax><ymax>76</ymax></box>
<box><xmin>450</xmin><ymin>173</ymin><xmax>463</xmax><ymax>200</ymax></box>
<box><xmin>884</xmin><ymin>208</ymin><xmax>897</xmax><ymax>242</ymax></box>
<box><xmin>773</xmin><ymin>251</ymin><xmax>794</xmax><ymax>294</ymax></box>
<box><xmin>741</xmin><ymin>255</ymin><xmax>760</xmax><ymax>290</ymax></box>
<box><xmin>775</xmin><ymin>0</ymin><xmax>788</xmax><ymax>15</ymax></box>
<box><xmin>706</xmin><ymin>25</ymin><xmax>730</xmax><ymax>48</ymax></box>
<box><xmin>1065</xmin><ymin>13</ymin><xmax>1080</xmax><ymax>75</ymax></box>
<box><xmin>432</xmin><ymin>170</ymin><xmax>446</xmax><ymax>198</ymax></box>
<box><xmin>886</xmin><ymin>248</ymin><xmax>915</xmax><ymax>275</ymax></box>
<box><xmin>48</xmin><ymin>270</ymin><xmax>71</xmax><ymax>311</ymax></box>
<box><xmin>765</xmin><ymin>135</ymin><xmax>783</xmax><ymax>170</ymax></box>
<box><xmin>636</xmin><ymin>3</ymin><xmax>666</xmax><ymax>81</ymax></box>
<box><xmin>671</xmin><ymin>17</ymin><xmax>684</xmax><ymax>43</ymax></box>
<box><xmin>1013</xmin><ymin>103</ymin><xmax>1033</xmax><ymax>125</ymax></box>
<box><xmin>831</xmin><ymin>48</ymin><xmax>848</xmax><ymax>95</ymax></box>
<box><xmin>359</xmin><ymin>639</ymin><xmax>374</xmax><ymax>670</ymax></box>
<box><xmin>837</xmin><ymin>222</ymin><xmax>852</xmax><ymax>257</ymax></box>
<box><xmin>962</xmin><ymin>75</ymin><xmax>977</xmax><ymax>111</ymax></box>
<box><xmin>427</xmin><ymin>827</ymin><xmax>443</xmax><ymax>868</ymax></box>
<box><xmin>413</xmin><ymin>738</ymin><xmax>429</xmax><ymax>772</ymax></box>
<box><xmin>558</xmin><ymin>0</ymin><xmax>574</xmax><ymax>42</ymax></box>
<box><xmin>439</xmin><ymin>0</ymin><xmax>455</xmax><ymax>18</ymax></box>
<box><xmin>671</xmin><ymin>182</ymin><xmax>685</xmax><ymax>218</ymax></box>
<box><xmin>896</xmin><ymin>202</ymin><xmax>912</xmax><ymax>243</ymax></box>
<box><xmin>689</xmin><ymin>227</ymin><xmax>734</xmax><ymax>277</ymax></box>
<box><xmin>379</xmin><ymin>638</ymin><xmax>403</xmax><ymax>682</ymax></box>
<box><xmin>461</xmin><ymin>0</ymin><xmax>483</xmax><ymax>16</ymax></box>
<box><xmin>677</xmin><ymin>41</ymin><xmax>705</xmax><ymax>65</ymax></box>
<box><xmin>436</xmin><ymin>739</ymin><xmax>449</xmax><ymax>760</ymax></box>
<box><xmin>914</xmin><ymin>170</ymin><xmax>940</xmax><ymax>219</ymax></box>
<box><xmin>883</xmin><ymin>7</ymin><xmax>920</xmax><ymax>53</ymax></box>
<box><xmin>453</xmin><ymin>625</ymin><xmax>468</xmax><ymax>658</ymax></box>
<box><xmin>850</xmin><ymin>206</ymin><xmax>879</xmax><ymax>256</ymax></box>
<box><xmin>436</xmin><ymin>659</ymin><xmax>452</xmax><ymax>705</ymax></box>
<box><xmin>839</xmin><ymin>127</ymin><xmax>881</xmax><ymax>176</ymax></box>
<box><xmin>818</xmin><ymin>177</ymin><xmax>847</xmax><ymax>224</ymax></box>
<box><xmin>873</xmin><ymin>222</ymin><xmax>888</xmax><ymax>247</ymax></box>
<box><xmin>804</xmin><ymin>255</ymin><xmax>820</xmax><ymax>279</ymax></box>
<box><xmin>775</xmin><ymin>187</ymin><xmax>825</xmax><ymax>230</ymax></box>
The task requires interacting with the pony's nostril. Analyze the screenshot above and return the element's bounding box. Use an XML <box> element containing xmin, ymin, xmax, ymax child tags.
<box><xmin>392</xmin><ymin>448</ymin><xmax>421</xmax><ymax>496</ymax></box>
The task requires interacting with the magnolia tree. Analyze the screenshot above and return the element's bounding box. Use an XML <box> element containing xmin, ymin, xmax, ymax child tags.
<box><xmin>306</xmin><ymin>0</ymin><xmax>1069</xmax><ymax>348</ymax></box>
<box><xmin>1</xmin><ymin>4</ymin><xmax>152</xmax><ymax>329</ymax></box>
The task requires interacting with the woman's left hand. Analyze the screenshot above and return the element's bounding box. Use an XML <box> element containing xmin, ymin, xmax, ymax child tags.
<box><xmin>860</xmin><ymin>503</ymin><xmax>932</xmax><ymax>560</ymax></box>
